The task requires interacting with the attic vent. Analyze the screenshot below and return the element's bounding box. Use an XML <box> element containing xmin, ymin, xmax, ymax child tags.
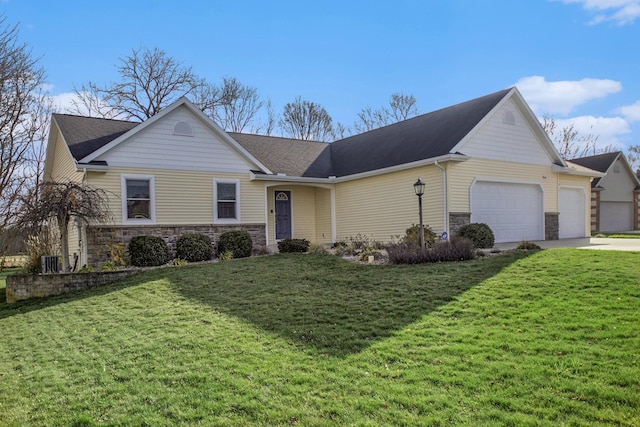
<box><xmin>614</xmin><ymin>165</ymin><xmax>621</xmax><ymax>174</ymax></box>
<box><xmin>173</xmin><ymin>121</ymin><xmax>193</xmax><ymax>136</ymax></box>
<box><xmin>502</xmin><ymin>110</ymin><xmax>516</xmax><ymax>125</ymax></box>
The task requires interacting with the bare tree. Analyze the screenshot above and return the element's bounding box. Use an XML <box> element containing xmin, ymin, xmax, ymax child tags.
<box><xmin>0</xmin><ymin>16</ymin><xmax>50</xmax><ymax>241</ymax></box>
<box><xmin>215</xmin><ymin>77</ymin><xmax>263</xmax><ymax>132</ymax></box>
<box><xmin>19</xmin><ymin>181</ymin><xmax>111</xmax><ymax>272</ymax></box>
<box><xmin>69</xmin><ymin>83</ymin><xmax>121</xmax><ymax>119</ymax></box>
<box><xmin>541</xmin><ymin>115</ymin><xmax>610</xmax><ymax>159</ymax></box>
<box><xmin>354</xmin><ymin>92</ymin><xmax>418</xmax><ymax>133</ymax></box>
<box><xmin>263</xmin><ymin>99</ymin><xmax>277</xmax><ymax>136</ymax></box>
<box><xmin>625</xmin><ymin>144</ymin><xmax>640</xmax><ymax>175</ymax></box>
<box><xmin>280</xmin><ymin>96</ymin><xmax>334</xmax><ymax>141</ymax></box>
<box><xmin>72</xmin><ymin>47</ymin><xmax>200</xmax><ymax>121</ymax></box>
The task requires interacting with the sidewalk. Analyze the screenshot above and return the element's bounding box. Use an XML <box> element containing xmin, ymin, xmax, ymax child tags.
<box><xmin>493</xmin><ymin>237</ymin><xmax>640</xmax><ymax>252</ymax></box>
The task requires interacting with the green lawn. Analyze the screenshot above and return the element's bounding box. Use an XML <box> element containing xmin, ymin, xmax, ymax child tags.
<box><xmin>0</xmin><ymin>250</ymin><xmax>638</xmax><ymax>426</ymax></box>
<box><xmin>597</xmin><ymin>232</ymin><xmax>640</xmax><ymax>239</ymax></box>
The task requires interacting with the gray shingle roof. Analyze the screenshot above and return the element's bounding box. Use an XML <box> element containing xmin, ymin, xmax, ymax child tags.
<box><xmin>327</xmin><ymin>88</ymin><xmax>512</xmax><ymax>177</ymax></box>
<box><xmin>570</xmin><ymin>151</ymin><xmax>621</xmax><ymax>188</ymax></box>
<box><xmin>53</xmin><ymin>88</ymin><xmax>515</xmax><ymax>178</ymax></box>
<box><xmin>229</xmin><ymin>133</ymin><xmax>332</xmax><ymax>177</ymax></box>
<box><xmin>53</xmin><ymin>113</ymin><xmax>139</xmax><ymax>161</ymax></box>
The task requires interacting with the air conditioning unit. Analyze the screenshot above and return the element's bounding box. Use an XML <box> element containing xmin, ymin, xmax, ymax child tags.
<box><xmin>41</xmin><ymin>255</ymin><xmax>61</xmax><ymax>273</ymax></box>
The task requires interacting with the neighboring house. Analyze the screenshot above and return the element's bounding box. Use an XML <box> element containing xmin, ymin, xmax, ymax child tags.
<box><xmin>43</xmin><ymin>87</ymin><xmax>601</xmax><ymax>267</ymax></box>
<box><xmin>570</xmin><ymin>152</ymin><xmax>640</xmax><ymax>233</ymax></box>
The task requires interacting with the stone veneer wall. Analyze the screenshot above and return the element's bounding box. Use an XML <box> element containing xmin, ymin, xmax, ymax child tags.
<box><xmin>449</xmin><ymin>212</ymin><xmax>471</xmax><ymax>237</ymax></box>
<box><xmin>634</xmin><ymin>191</ymin><xmax>640</xmax><ymax>231</ymax></box>
<box><xmin>591</xmin><ymin>190</ymin><xmax>601</xmax><ymax>233</ymax></box>
<box><xmin>545</xmin><ymin>212</ymin><xmax>559</xmax><ymax>240</ymax></box>
<box><xmin>86</xmin><ymin>224</ymin><xmax>266</xmax><ymax>267</ymax></box>
<box><xmin>6</xmin><ymin>270</ymin><xmax>137</xmax><ymax>303</ymax></box>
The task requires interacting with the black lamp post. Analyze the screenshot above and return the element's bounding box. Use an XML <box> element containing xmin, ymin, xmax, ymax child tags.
<box><xmin>413</xmin><ymin>178</ymin><xmax>426</xmax><ymax>248</ymax></box>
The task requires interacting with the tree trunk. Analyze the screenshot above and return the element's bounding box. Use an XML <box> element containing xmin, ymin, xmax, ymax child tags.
<box><xmin>58</xmin><ymin>218</ymin><xmax>70</xmax><ymax>272</ymax></box>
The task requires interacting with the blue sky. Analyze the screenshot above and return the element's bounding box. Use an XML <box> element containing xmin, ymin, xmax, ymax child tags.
<box><xmin>3</xmin><ymin>0</ymin><xmax>640</xmax><ymax>151</ymax></box>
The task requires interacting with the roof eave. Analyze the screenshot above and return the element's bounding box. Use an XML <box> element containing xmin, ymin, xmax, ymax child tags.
<box><xmin>249</xmin><ymin>172</ymin><xmax>335</xmax><ymax>184</ymax></box>
<box><xmin>552</xmin><ymin>164</ymin><xmax>604</xmax><ymax>177</ymax></box>
<box><xmin>335</xmin><ymin>153</ymin><xmax>470</xmax><ymax>183</ymax></box>
<box><xmin>76</xmin><ymin>163</ymin><xmax>109</xmax><ymax>173</ymax></box>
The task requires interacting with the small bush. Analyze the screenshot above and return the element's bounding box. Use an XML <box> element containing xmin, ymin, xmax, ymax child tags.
<box><xmin>278</xmin><ymin>238</ymin><xmax>310</xmax><ymax>253</ymax></box>
<box><xmin>388</xmin><ymin>237</ymin><xmax>476</xmax><ymax>264</ymax></box>
<box><xmin>172</xmin><ymin>258</ymin><xmax>188</xmax><ymax>266</ymax></box>
<box><xmin>176</xmin><ymin>233</ymin><xmax>212</xmax><ymax>262</ymax></box>
<box><xmin>358</xmin><ymin>249</ymin><xmax>386</xmax><ymax>262</ymax></box>
<box><xmin>108</xmin><ymin>243</ymin><xmax>127</xmax><ymax>266</ymax></box>
<box><xmin>218</xmin><ymin>250</ymin><xmax>233</xmax><ymax>261</ymax></box>
<box><xmin>253</xmin><ymin>245</ymin><xmax>271</xmax><ymax>256</ymax></box>
<box><xmin>129</xmin><ymin>235</ymin><xmax>169</xmax><ymax>267</ymax></box>
<box><xmin>217</xmin><ymin>230</ymin><xmax>252</xmax><ymax>259</ymax></box>
<box><xmin>77</xmin><ymin>265</ymin><xmax>95</xmax><ymax>273</ymax></box>
<box><xmin>402</xmin><ymin>224</ymin><xmax>437</xmax><ymax>248</ymax></box>
<box><xmin>516</xmin><ymin>241</ymin><xmax>541</xmax><ymax>250</ymax></box>
<box><xmin>458</xmin><ymin>223</ymin><xmax>495</xmax><ymax>249</ymax></box>
<box><xmin>309</xmin><ymin>243</ymin><xmax>329</xmax><ymax>255</ymax></box>
<box><xmin>101</xmin><ymin>261</ymin><xmax>116</xmax><ymax>271</ymax></box>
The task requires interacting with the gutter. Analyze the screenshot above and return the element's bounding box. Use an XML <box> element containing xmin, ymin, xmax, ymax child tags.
<box><xmin>250</xmin><ymin>153</ymin><xmax>469</xmax><ymax>184</ymax></box>
<box><xmin>76</xmin><ymin>163</ymin><xmax>109</xmax><ymax>173</ymax></box>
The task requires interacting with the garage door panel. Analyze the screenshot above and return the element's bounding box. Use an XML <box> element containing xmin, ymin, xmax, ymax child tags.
<box><xmin>559</xmin><ymin>188</ymin><xmax>586</xmax><ymax>239</ymax></box>
<box><xmin>471</xmin><ymin>181</ymin><xmax>544</xmax><ymax>243</ymax></box>
<box><xmin>601</xmin><ymin>202</ymin><xmax>632</xmax><ymax>232</ymax></box>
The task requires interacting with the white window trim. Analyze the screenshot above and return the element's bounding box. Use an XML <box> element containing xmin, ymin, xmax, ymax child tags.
<box><xmin>121</xmin><ymin>174</ymin><xmax>156</xmax><ymax>225</ymax></box>
<box><xmin>214</xmin><ymin>178</ymin><xmax>241</xmax><ymax>224</ymax></box>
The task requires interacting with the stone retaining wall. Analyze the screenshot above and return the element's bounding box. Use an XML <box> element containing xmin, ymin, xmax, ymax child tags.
<box><xmin>86</xmin><ymin>223</ymin><xmax>266</xmax><ymax>267</ymax></box>
<box><xmin>6</xmin><ymin>270</ymin><xmax>138</xmax><ymax>303</ymax></box>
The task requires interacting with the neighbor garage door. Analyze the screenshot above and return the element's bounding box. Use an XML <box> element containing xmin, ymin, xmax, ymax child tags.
<box><xmin>559</xmin><ymin>187</ymin><xmax>586</xmax><ymax>239</ymax></box>
<box><xmin>471</xmin><ymin>181</ymin><xmax>544</xmax><ymax>243</ymax></box>
<box><xmin>600</xmin><ymin>201</ymin><xmax>633</xmax><ymax>232</ymax></box>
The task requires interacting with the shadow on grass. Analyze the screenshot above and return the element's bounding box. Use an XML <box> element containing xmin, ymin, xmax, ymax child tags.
<box><xmin>0</xmin><ymin>252</ymin><xmax>532</xmax><ymax>357</ymax></box>
<box><xmin>173</xmin><ymin>252</ymin><xmax>531</xmax><ymax>357</ymax></box>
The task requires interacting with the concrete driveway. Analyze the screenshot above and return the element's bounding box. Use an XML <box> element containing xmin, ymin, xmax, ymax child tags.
<box><xmin>494</xmin><ymin>237</ymin><xmax>640</xmax><ymax>252</ymax></box>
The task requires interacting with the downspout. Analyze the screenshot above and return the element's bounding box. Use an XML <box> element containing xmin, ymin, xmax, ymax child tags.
<box><xmin>434</xmin><ymin>161</ymin><xmax>448</xmax><ymax>235</ymax></box>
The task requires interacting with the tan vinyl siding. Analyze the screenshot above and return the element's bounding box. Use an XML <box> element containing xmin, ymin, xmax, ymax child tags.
<box><xmin>86</xmin><ymin>167</ymin><xmax>265</xmax><ymax>226</ymax></box>
<box><xmin>315</xmin><ymin>188</ymin><xmax>333</xmax><ymax>244</ymax></box>
<box><xmin>291</xmin><ymin>186</ymin><xmax>317</xmax><ymax>241</ymax></box>
<box><xmin>447</xmin><ymin>158</ymin><xmax>559</xmax><ymax>213</ymax></box>
<box><xmin>335</xmin><ymin>166</ymin><xmax>444</xmax><ymax>242</ymax></box>
<box><xmin>267</xmin><ymin>185</ymin><xmax>331</xmax><ymax>243</ymax></box>
<box><xmin>49</xmin><ymin>129</ymin><xmax>82</xmax><ymax>182</ymax></box>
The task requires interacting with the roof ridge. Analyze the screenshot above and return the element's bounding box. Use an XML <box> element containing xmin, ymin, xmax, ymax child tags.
<box><xmin>53</xmin><ymin>112</ymin><xmax>139</xmax><ymax>124</ymax></box>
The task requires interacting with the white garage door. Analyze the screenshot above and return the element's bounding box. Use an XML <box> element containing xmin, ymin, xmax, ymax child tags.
<box><xmin>600</xmin><ymin>201</ymin><xmax>633</xmax><ymax>232</ymax></box>
<box><xmin>471</xmin><ymin>181</ymin><xmax>544</xmax><ymax>243</ymax></box>
<box><xmin>559</xmin><ymin>188</ymin><xmax>586</xmax><ymax>239</ymax></box>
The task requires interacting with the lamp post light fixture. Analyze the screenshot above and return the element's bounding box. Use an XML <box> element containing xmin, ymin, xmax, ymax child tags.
<box><xmin>413</xmin><ymin>178</ymin><xmax>426</xmax><ymax>248</ymax></box>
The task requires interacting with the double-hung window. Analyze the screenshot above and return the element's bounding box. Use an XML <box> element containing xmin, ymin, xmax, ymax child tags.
<box><xmin>122</xmin><ymin>175</ymin><xmax>155</xmax><ymax>223</ymax></box>
<box><xmin>214</xmin><ymin>179</ymin><xmax>240</xmax><ymax>223</ymax></box>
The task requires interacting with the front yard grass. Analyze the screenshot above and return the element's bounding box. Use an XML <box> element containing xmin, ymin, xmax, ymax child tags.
<box><xmin>0</xmin><ymin>249</ymin><xmax>638</xmax><ymax>426</ymax></box>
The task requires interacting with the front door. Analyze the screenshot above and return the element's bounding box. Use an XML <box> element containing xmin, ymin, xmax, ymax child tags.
<box><xmin>275</xmin><ymin>191</ymin><xmax>292</xmax><ymax>240</ymax></box>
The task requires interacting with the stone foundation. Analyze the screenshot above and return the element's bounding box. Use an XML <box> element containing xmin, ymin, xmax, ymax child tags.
<box><xmin>449</xmin><ymin>212</ymin><xmax>471</xmax><ymax>236</ymax></box>
<box><xmin>545</xmin><ymin>212</ymin><xmax>559</xmax><ymax>240</ymax></box>
<box><xmin>6</xmin><ymin>270</ymin><xmax>137</xmax><ymax>303</ymax></box>
<box><xmin>87</xmin><ymin>223</ymin><xmax>266</xmax><ymax>267</ymax></box>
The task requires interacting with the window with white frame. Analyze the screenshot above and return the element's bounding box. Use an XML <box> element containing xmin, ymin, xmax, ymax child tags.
<box><xmin>122</xmin><ymin>175</ymin><xmax>155</xmax><ymax>223</ymax></box>
<box><xmin>214</xmin><ymin>179</ymin><xmax>240</xmax><ymax>223</ymax></box>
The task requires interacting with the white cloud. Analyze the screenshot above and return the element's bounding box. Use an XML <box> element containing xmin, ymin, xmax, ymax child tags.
<box><xmin>615</xmin><ymin>100</ymin><xmax>640</xmax><ymax>121</ymax></box>
<box><xmin>554</xmin><ymin>115</ymin><xmax>631</xmax><ymax>149</ymax></box>
<box><xmin>49</xmin><ymin>92</ymin><xmax>80</xmax><ymax>114</ymax></box>
<box><xmin>555</xmin><ymin>0</ymin><xmax>640</xmax><ymax>25</ymax></box>
<box><xmin>516</xmin><ymin>76</ymin><xmax>622</xmax><ymax>115</ymax></box>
